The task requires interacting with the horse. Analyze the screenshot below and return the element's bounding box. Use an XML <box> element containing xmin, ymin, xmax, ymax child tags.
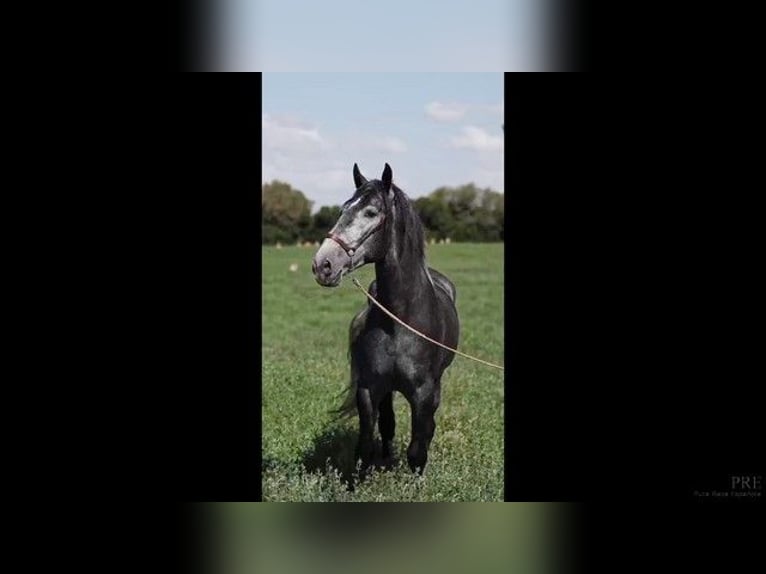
<box><xmin>311</xmin><ymin>163</ymin><xmax>460</xmax><ymax>474</ymax></box>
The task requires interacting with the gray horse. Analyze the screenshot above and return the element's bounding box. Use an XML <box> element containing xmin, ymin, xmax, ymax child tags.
<box><xmin>312</xmin><ymin>163</ymin><xmax>460</xmax><ymax>474</ymax></box>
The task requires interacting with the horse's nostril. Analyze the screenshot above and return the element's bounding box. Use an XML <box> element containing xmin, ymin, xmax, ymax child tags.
<box><xmin>323</xmin><ymin>260</ymin><xmax>331</xmax><ymax>271</ymax></box>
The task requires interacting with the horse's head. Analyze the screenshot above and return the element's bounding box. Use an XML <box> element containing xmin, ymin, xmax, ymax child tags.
<box><xmin>312</xmin><ymin>163</ymin><xmax>394</xmax><ymax>287</ymax></box>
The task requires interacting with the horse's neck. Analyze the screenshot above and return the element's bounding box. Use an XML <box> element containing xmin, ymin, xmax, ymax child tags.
<box><xmin>374</xmin><ymin>252</ymin><xmax>433</xmax><ymax>315</ymax></box>
<box><xmin>373</xmin><ymin>197</ymin><xmax>434</xmax><ymax>312</ymax></box>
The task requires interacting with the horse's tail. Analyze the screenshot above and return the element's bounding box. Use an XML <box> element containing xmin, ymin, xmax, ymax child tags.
<box><xmin>330</xmin><ymin>356</ymin><xmax>358</xmax><ymax>418</ymax></box>
<box><xmin>331</xmin><ymin>379</ymin><xmax>357</xmax><ymax>419</ymax></box>
<box><xmin>329</xmin><ymin>302</ymin><xmax>368</xmax><ymax>420</ymax></box>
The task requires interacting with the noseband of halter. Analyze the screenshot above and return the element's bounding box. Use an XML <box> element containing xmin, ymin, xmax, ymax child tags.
<box><xmin>326</xmin><ymin>215</ymin><xmax>386</xmax><ymax>260</ymax></box>
<box><xmin>326</xmin><ymin>232</ymin><xmax>355</xmax><ymax>256</ymax></box>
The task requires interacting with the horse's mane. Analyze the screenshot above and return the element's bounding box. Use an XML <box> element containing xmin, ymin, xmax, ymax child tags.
<box><xmin>388</xmin><ymin>183</ymin><xmax>426</xmax><ymax>263</ymax></box>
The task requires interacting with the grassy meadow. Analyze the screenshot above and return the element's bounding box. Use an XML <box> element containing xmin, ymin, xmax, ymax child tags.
<box><xmin>262</xmin><ymin>242</ymin><xmax>504</xmax><ymax>501</ymax></box>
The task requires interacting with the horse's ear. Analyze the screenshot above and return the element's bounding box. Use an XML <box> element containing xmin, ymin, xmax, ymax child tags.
<box><xmin>381</xmin><ymin>163</ymin><xmax>393</xmax><ymax>190</ymax></box>
<box><xmin>353</xmin><ymin>163</ymin><xmax>368</xmax><ymax>189</ymax></box>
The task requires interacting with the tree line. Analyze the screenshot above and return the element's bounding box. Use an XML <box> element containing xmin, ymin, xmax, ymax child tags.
<box><xmin>262</xmin><ymin>180</ymin><xmax>504</xmax><ymax>245</ymax></box>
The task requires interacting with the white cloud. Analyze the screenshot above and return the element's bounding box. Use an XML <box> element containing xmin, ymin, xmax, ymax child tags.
<box><xmin>357</xmin><ymin>135</ymin><xmax>407</xmax><ymax>154</ymax></box>
<box><xmin>426</xmin><ymin>101</ymin><xmax>504</xmax><ymax>124</ymax></box>
<box><xmin>262</xmin><ymin>113</ymin><xmax>329</xmax><ymax>153</ymax></box>
<box><xmin>377</xmin><ymin>136</ymin><xmax>407</xmax><ymax>153</ymax></box>
<box><xmin>425</xmin><ymin>101</ymin><xmax>468</xmax><ymax>122</ymax></box>
<box><xmin>309</xmin><ymin>168</ymin><xmax>349</xmax><ymax>191</ymax></box>
<box><xmin>262</xmin><ymin>111</ymin><xmax>414</xmax><ymax>210</ymax></box>
<box><xmin>471</xmin><ymin>166</ymin><xmax>504</xmax><ymax>193</ymax></box>
<box><xmin>449</xmin><ymin>126</ymin><xmax>503</xmax><ymax>152</ymax></box>
<box><xmin>484</xmin><ymin>101</ymin><xmax>504</xmax><ymax>116</ymax></box>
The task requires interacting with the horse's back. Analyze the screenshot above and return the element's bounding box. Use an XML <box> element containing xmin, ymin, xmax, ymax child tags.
<box><xmin>427</xmin><ymin>267</ymin><xmax>457</xmax><ymax>303</ymax></box>
<box><xmin>356</xmin><ymin>270</ymin><xmax>455</xmax><ymax>306</ymax></box>
<box><xmin>428</xmin><ymin>267</ymin><xmax>460</xmax><ymax>352</ymax></box>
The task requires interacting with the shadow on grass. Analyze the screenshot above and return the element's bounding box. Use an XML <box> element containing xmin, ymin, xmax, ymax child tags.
<box><xmin>301</xmin><ymin>422</ymin><xmax>400</xmax><ymax>491</ymax></box>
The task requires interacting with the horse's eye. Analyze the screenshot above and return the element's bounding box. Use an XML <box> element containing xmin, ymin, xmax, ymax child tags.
<box><xmin>364</xmin><ymin>209</ymin><xmax>377</xmax><ymax>218</ymax></box>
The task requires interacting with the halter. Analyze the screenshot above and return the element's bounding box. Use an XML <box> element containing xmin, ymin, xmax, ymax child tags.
<box><xmin>326</xmin><ymin>215</ymin><xmax>386</xmax><ymax>262</ymax></box>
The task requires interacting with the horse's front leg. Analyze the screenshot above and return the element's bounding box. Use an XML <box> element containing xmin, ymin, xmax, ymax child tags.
<box><xmin>378</xmin><ymin>391</ymin><xmax>396</xmax><ymax>464</ymax></box>
<box><xmin>407</xmin><ymin>382</ymin><xmax>440</xmax><ymax>474</ymax></box>
<box><xmin>355</xmin><ymin>386</ymin><xmax>377</xmax><ymax>472</ymax></box>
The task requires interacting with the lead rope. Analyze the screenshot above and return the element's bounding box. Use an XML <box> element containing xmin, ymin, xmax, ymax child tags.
<box><xmin>346</xmin><ymin>267</ymin><xmax>505</xmax><ymax>371</ymax></box>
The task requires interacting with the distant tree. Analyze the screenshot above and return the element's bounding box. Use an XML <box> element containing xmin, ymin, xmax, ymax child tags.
<box><xmin>414</xmin><ymin>196</ymin><xmax>454</xmax><ymax>241</ymax></box>
<box><xmin>481</xmin><ymin>188</ymin><xmax>504</xmax><ymax>241</ymax></box>
<box><xmin>313</xmin><ymin>205</ymin><xmax>342</xmax><ymax>235</ymax></box>
<box><xmin>414</xmin><ymin>184</ymin><xmax>504</xmax><ymax>242</ymax></box>
<box><xmin>262</xmin><ymin>224</ymin><xmax>293</xmax><ymax>245</ymax></box>
<box><xmin>449</xmin><ymin>184</ymin><xmax>480</xmax><ymax>219</ymax></box>
<box><xmin>261</xmin><ymin>180</ymin><xmax>313</xmax><ymax>244</ymax></box>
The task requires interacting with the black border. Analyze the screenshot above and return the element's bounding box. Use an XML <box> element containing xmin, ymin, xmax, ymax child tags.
<box><xmin>163</xmin><ymin>75</ymin><xmax>263</xmax><ymax>500</ymax></box>
<box><xmin>504</xmin><ymin>75</ymin><xmax>764</xmax><ymax>502</ymax></box>
<box><xmin>505</xmin><ymin>75</ymin><xmax>603</xmax><ymax>500</ymax></box>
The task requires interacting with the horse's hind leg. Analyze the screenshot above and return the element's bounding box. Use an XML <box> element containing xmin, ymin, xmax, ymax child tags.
<box><xmin>406</xmin><ymin>382</ymin><xmax>441</xmax><ymax>474</ymax></box>
<box><xmin>378</xmin><ymin>391</ymin><xmax>396</xmax><ymax>463</ymax></box>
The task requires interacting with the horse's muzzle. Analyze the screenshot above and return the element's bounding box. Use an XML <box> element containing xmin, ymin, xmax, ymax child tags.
<box><xmin>313</xmin><ymin>257</ymin><xmax>341</xmax><ymax>287</ymax></box>
<box><xmin>312</xmin><ymin>239</ymin><xmax>348</xmax><ymax>287</ymax></box>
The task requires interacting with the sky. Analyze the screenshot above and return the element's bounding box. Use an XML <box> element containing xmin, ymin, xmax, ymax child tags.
<box><xmin>262</xmin><ymin>73</ymin><xmax>504</xmax><ymax>212</ymax></box>
<box><xmin>222</xmin><ymin>0</ymin><xmax>542</xmax><ymax>71</ymax></box>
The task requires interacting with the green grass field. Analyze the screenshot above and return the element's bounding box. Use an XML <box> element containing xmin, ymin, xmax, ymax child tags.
<box><xmin>262</xmin><ymin>242</ymin><xmax>504</xmax><ymax>501</ymax></box>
